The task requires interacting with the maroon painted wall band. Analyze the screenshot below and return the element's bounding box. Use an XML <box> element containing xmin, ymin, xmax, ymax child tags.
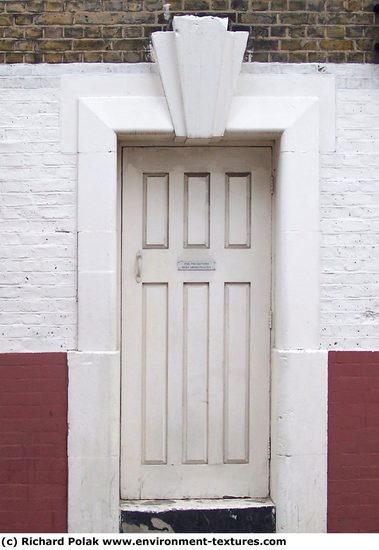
<box><xmin>328</xmin><ymin>351</ymin><xmax>379</xmax><ymax>533</ymax></box>
<box><xmin>1</xmin><ymin>350</ymin><xmax>379</xmax><ymax>532</ymax></box>
<box><xmin>0</xmin><ymin>353</ymin><xmax>68</xmax><ymax>533</ymax></box>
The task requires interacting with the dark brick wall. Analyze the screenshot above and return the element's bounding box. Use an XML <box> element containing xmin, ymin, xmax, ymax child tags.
<box><xmin>0</xmin><ymin>0</ymin><xmax>377</xmax><ymax>63</ymax></box>
<box><xmin>0</xmin><ymin>353</ymin><xmax>68</xmax><ymax>533</ymax></box>
<box><xmin>328</xmin><ymin>351</ymin><xmax>379</xmax><ymax>533</ymax></box>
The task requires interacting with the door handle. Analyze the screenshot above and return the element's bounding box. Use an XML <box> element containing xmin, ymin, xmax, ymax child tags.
<box><xmin>136</xmin><ymin>250</ymin><xmax>142</xmax><ymax>283</ymax></box>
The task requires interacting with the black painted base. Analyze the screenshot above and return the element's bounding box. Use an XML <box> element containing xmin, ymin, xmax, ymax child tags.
<box><xmin>120</xmin><ymin>500</ymin><xmax>275</xmax><ymax>533</ymax></box>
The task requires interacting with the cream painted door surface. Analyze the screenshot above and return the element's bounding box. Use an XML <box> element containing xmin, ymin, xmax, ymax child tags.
<box><xmin>121</xmin><ymin>147</ymin><xmax>272</xmax><ymax>500</ymax></box>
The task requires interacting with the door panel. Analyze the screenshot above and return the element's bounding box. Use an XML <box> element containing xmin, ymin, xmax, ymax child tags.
<box><xmin>121</xmin><ymin>147</ymin><xmax>272</xmax><ymax>500</ymax></box>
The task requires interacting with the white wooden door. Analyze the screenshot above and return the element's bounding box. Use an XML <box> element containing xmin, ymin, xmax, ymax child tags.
<box><xmin>121</xmin><ymin>147</ymin><xmax>272</xmax><ymax>500</ymax></box>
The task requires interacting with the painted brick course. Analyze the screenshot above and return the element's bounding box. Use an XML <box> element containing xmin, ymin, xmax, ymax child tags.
<box><xmin>328</xmin><ymin>351</ymin><xmax>379</xmax><ymax>533</ymax></box>
<box><xmin>0</xmin><ymin>0</ymin><xmax>377</xmax><ymax>63</ymax></box>
<box><xmin>0</xmin><ymin>353</ymin><xmax>68</xmax><ymax>533</ymax></box>
<box><xmin>0</xmin><ymin>62</ymin><xmax>378</xmax><ymax>351</ymax></box>
<box><xmin>320</xmin><ymin>63</ymin><xmax>379</xmax><ymax>350</ymax></box>
<box><xmin>0</xmin><ymin>70</ymin><xmax>77</xmax><ymax>352</ymax></box>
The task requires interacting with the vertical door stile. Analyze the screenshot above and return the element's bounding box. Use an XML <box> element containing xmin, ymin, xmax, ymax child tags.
<box><xmin>121</xmin><ymin>154</ymin><xmax>144</xmax><ymax>497</ymax></box>
<box><xmin>208</xmin><ymin>169</ymin><xmax>225</xmax><ymax>466</ymax></box>
<box><xmin>248</xmin><ymin>164</ymin><xmax>272</xmax><ymax>496</ymax></box>
<box><xmin>167</xmin><ymin>168</ymin><xmax>183</xmax><ymax>468</ymax></box>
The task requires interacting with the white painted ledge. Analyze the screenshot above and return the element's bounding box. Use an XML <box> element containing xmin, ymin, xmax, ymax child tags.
<box><xmin>61</xmin><ymin>72</ymin><xmax>165</xmax><ymax>153</ymax></box>
<box><xmin>61</xmin><ymin>69</ymin><xmax>335</xmax><ymax>153</ymax></box>
<box><xmin>236</xmin><ymin>72</ymin><xmax>335</xmax><ymax>153</ymax></box>
<box><xmin>226</xmin><ymin>97</ymin><xmax>319</xmax><ymax>153</ymax></box>
<box><xmin>120</xmin><ymin>499</ymin><xmax>274</xmax><ymax>512</ymax></box>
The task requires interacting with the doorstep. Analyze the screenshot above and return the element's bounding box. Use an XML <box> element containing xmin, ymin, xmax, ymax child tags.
<box><xmin>120</xmin><ymin>499</ymin><xmax>275</xmax><ymax>533</ymax></box>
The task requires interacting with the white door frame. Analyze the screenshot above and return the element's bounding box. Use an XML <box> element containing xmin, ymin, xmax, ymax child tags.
<box><xmin>63</xmin><ymin>68</ymin><xmax>334</xmax><ymax>533</ymax></box>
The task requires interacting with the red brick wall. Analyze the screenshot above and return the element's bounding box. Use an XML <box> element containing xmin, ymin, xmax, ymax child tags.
<box><xmin>0</xmin><ymin>353</ymin><xmax>68</xmax><ymax>533</ymax></box>
<box><xmin>328</xmin><ymin>351</ymin><xmax>379</xmax><ymax>533</ymax></box>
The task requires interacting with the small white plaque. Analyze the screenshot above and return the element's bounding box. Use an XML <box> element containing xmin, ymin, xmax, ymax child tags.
<box><xmin>177</xmin><ymin>260</ymin><xmax>216</xmax><ymax>271</ymax></box>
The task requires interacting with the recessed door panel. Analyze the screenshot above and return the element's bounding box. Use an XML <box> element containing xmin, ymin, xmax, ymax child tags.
<box><xmin>141</xmin><ymin>283</ymin><xmax>168</xmax><ymax>465</ymax></box>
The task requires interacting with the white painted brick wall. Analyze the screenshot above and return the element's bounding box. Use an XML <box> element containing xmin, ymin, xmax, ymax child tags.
<box><xmin>320</xmin><ymin>65</ymin><xmax>379</xmax><ymax>350</ymax></box>
<box><xmin>0</xmin><ymin>63</ymin><xmax>378</xmax><ymax>351</ymax></box>
<box><xmin>0</xmin><ymin>72</ymin><xmax>75</xmax><ymax>351</ymax></box>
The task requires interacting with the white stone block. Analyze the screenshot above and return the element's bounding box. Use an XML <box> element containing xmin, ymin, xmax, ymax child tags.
<box><xmin>78</xmin><ymin>271</ymin><xmax>119</xmax><ymax>351</ymax></box>
<box><xmin>227</xmin><ymin>96</ymin><xmax>295</xmax><ymax>136</ymax></box>
<box><xmin>78</xmin><ymin>151</ymin><xmax>118</xmax><ymax>232</ymax></box>
<box><xmin>68</xmin><ymin>351</ymin><xmax>120</xmax><ymax>459</ymax></box>
<box><xmin>270</xmin><ymin>349</ymin><xmax>327</xmax><ymax>533</ymax></box>
<box><xmin>67</xmin><ymin>351</ymin><xmax>121</xmax><ymax>532</ymax></box>
<box><xmin>275</xmin><ymin>230</ymin><xmax>320</xmax><ymax>350</ymax></box>
<box><xmin>276</xmin><ymin>151</ymin><xmax>319</xmax><ymax>232</ymax></box>
<box><xmin>226</xmin><ymin>96</ymin><xmax>318</xmax><ymax>147</ymax></box>
<box><xmin>61</xmin><ymin>73</ymin><xmax>165</xmax><ymax>153</ymax></box>
<box><xmin>236</xmin><ymin>72</ymin><xmax>336</xmax><ymax>153</ymax></box>
<box><xmin>271</xmin><ymin>454</ymin><xmax>327</xmax><ymax>533</ymax></box>
<box><xmin>78</xmin><ymin>99</ymin><xmax>117</xmax><ymax>153</ymax></box>
<box><xmin>280</xmin><ymin>100</ymin><xmax>319</xmax><ymax>153</ymax></box>
<box><xmin>68</xmin><ymin>457</ymin><xmax>119</xmax><ymax>533</ymax></box>
<box><xmin>271</xmin><ymin>349</ymin><xmax>328</xmax><ymax>456</ymax></box>
<box><xmin>78</xmin><ymin>231</ymin><xmax>118</xmax><ymax>273</ymax></box>
<box><xmin>83</xmin><ymin>96</ymin><xmax>174</xmax><ymax>138</ymax></box>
